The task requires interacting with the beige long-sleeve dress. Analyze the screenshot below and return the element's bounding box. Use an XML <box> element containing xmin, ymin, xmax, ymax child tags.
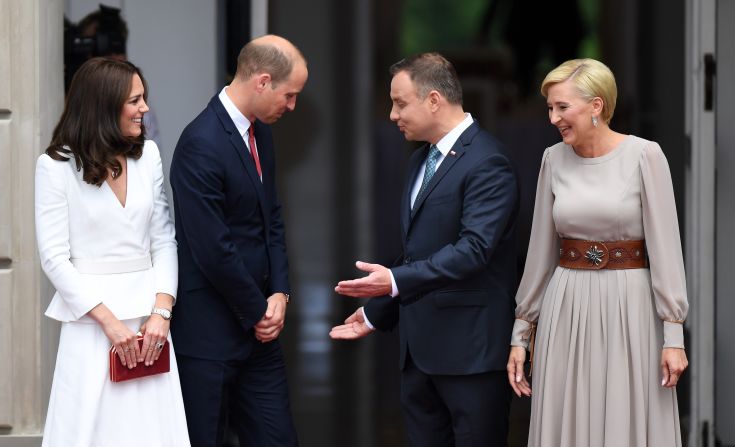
<box><xmin>511</xmin><ymin>135</ymin><xmax>688</xmax><ymax>447</ymax></box>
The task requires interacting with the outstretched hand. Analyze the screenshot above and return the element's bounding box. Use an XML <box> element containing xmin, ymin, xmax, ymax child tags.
<box><xmin>329</xmin><ymin>307</ymin><xmax>375</xmax><ymax>340</ymax></box>
<box><xmin>334</xmin><ymin>261</ymin><xmax>392</xmax><ymax>298</ymax></box>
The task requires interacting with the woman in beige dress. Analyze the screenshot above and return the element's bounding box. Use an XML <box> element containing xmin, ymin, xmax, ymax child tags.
<box><xmin>506</xmin><ymin>58</ymin><xmax>689</xmax><ymax>446</ymax></box>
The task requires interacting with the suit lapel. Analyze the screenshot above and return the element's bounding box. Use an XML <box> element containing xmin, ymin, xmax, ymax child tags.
<box><xmin>409</xmin><ymin>145</ymin><xmax>465</xmax><ymax>220</ymax></box>
<box><xmin>401</xmin><ymin>145</ymin><xmax>427</xmax><ymax>237</ymax></box>
<box><xmin>212</xmin><ymin>98</ymin><xmax>269</xmax><ymax>227</ymax></box>
<box><xmin>408</xmin><ymin>122</ymin><xmax>479</xmax><ymax>221</ymax></box>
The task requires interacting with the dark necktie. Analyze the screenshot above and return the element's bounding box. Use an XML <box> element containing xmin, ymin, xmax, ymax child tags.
<box><xmin>417</xmin><ymin>144</ymin><xmax>441</xmax><ymax>199</ymax></box>
<box><xmin>247</xmin><ymin>124</ymin><xmax>262</xmax><ymax>180</ymax></box>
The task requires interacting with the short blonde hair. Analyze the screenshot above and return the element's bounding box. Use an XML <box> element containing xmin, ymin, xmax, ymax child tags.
<box><xmin>541</xmin><ymin>58</ymin><xmax>617</xmax><ymax>124</ymax></box>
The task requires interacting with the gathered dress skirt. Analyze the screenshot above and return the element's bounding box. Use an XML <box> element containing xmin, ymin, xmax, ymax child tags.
<box><xmin>529</xmin><ymin>266</ymin><xmax>681</xmax><ymax>447</ymax></box>
<box><xmin>42</xmin><ymin>316</ymin><xmax>191</xmax><ymax>447</ymax></box>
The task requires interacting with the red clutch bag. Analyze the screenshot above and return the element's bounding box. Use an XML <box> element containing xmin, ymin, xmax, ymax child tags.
<box><xmin>109</xmin><ymin>336</ymin><xmax>170</xmax><ymax>382</ymax></box>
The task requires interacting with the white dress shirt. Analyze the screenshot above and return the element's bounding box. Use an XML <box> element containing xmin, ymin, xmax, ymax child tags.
<box><xmin>408</xmin><ymin>113</ymin><xmax>475</xmax><ymax>208</ymax></box>
<box><xmin>219</xmin><ymin>86</ymin><xmax>257</xmax><ymax>154</ymax></box>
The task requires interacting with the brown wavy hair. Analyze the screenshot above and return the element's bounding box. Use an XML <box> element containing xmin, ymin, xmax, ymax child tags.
<box><xmin>46</xmin><ymin>57</ymin><xmax>147</xmax><ymax>186</ymax></box>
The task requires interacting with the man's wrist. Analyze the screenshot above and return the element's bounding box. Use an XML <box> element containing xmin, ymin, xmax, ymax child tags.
<box><xmin>389</xmin><ymin>269</ymin><xmax>399</xmax><ymax>297</ymax></box>
<box><xmin>361</xmin><ymin>307</ymin><xmax>376</xmax><ymax>330</ymax></box>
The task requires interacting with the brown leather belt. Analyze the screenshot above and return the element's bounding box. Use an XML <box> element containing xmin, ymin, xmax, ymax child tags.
<box><xmin>559</xmin><ymin>239</ymin><xmax>647</xmax><ymax>270</ymax></box>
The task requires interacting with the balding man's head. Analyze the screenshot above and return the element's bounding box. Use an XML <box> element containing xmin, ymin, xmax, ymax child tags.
<box><xmin>235</xmin><ymin>34</ymin><xmax>306</xmax><ymax>86</ymax></box>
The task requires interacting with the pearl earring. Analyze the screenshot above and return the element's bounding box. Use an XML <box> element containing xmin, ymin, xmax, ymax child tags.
<box><xmin>592</xmin><ymin>116</ymin><xmax>599</xmax><ymax>127</ymax></box>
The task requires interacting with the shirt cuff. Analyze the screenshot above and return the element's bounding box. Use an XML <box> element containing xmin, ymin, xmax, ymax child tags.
<box><xmin>361</xmin><ymin>307</ymin><xmax>375</xmax><ymax>330</ymax></box>
<box><xmin>511</xmin><ymin>318</ymin><xmax>534</xmax><ymax>348</ymax></box>
<box><xmin>389</xmin><ymin>269</ymin><xmax>399</xmax><ymax>297</ymax></box>
<box><xmin>663</xmin><ymin>320</ymin><xmax>685</xmax><ymax>349</ymax></box>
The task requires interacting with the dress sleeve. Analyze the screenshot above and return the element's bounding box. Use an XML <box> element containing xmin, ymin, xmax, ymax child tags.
<box><xmin>35</xmin><ymin>154</ymin><xmax>102</xmax><ymax>319</ymax></box>
<box><xmin>145</xmin><ymin>141</ymin><xmax>178</xmax><ymax>301</ymax></box>
<box><xmin>640</xmin><ymin>142</ymin><xmax>689</xmax><ymax>348</ymax></box>
<box><xmin>511</xmin><ymin>148</ymin><xmax>559</xmax><ymax>348</ymax></box>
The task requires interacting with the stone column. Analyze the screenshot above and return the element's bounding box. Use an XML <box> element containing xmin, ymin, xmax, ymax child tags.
<box><xmin>0</xmin><ymin>0</ymin><xmax>63</xmax><ymax>445</ymax></box>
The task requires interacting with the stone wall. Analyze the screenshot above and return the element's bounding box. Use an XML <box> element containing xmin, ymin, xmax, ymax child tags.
<box><xmin>0</xmin><ymin>0</ymin><xmax>63</xmax><ymax>445</ymax></box>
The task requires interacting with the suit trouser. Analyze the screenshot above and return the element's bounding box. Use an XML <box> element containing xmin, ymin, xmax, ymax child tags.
<box><xmin>400</xmin><ymin>354</ymin><xmax>511</xmax><ymax>447</ymax></box>
<box><xmin>176</xmin><ymin>340</ymin><xmax>298</xmax><ymax>447</ymax></box>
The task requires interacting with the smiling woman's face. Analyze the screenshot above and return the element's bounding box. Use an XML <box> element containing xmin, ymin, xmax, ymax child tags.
<box><xmin>546</xmin><ymin>80</ymin><xmax>597</xmax><ymax>148</ymax></box>
<box><xmin>119</xmin><ymin>74</ymin><xmax>148</xmax><ymax>137</ymax></box>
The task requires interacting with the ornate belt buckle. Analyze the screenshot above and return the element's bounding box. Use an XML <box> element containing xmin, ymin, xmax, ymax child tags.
<box><xmin>584</xmin><ymin>241</ymin><xmax>609</xmax><ymax>269</ymax></box>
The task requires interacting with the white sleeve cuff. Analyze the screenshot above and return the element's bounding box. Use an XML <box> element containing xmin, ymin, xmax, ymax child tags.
<box><xmin>361</xmin><ymin>307</ymin><xmax>375</xmax><ymax>330</ymax></box>
<box><xmin>389</xmin><ymin>269</ymin><xmax>399</xmax><ymax>297</ymax></box>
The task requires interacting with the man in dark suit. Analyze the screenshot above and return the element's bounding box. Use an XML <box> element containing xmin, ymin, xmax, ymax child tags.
<box><xmin>331</xmin><ymin>53</ymin><xmax>519</xmax><ymax>446</ymax></box>
<box><xmin>170</xmin><ymin>34</ymin><xmax>307</xmax><ymax>447</ymax></box>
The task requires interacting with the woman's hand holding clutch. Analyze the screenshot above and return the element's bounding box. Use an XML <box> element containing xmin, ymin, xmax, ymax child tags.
<box><xmin>139</xmin><ymin>293</ymin><xmax>173</xmax><ymax>366</ymax></box>
<box><xmin>88</xmin><ymin>303</ymin><xmax>141</xmax><ymax>369</ymax></box>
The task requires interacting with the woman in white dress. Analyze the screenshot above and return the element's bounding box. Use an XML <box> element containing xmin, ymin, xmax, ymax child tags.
<box><xmin>36</xmin><ymin>57</ymin><xmax>190</xmax><ymax>446</ymax></box>
<box><xmin>506</xmin><ymin>59</ymin><xmax>689</xmax><ymax>446</ymax></box>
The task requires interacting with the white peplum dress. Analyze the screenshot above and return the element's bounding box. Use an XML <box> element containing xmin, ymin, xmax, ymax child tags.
<box><xmin>511</xmin><ymin>135</ymin><xmax>688</xmax><ymax>447</ymax></box>
<box><xmin>35</xmin><ymin>141</ymin><xmax>190</xmax><ymax>447</ymax></box>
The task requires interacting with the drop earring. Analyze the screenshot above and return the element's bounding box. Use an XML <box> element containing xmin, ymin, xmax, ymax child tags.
<box><xmin>592</xmin><ymin>116</ymin><xmax>599</xmax><ymax>127</ymax></box>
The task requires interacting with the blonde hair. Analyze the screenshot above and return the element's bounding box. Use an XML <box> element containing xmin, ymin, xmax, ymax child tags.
<box><xmin>541</xmin><ymin>58</ymin><xmax>617</xmax><ymax>124</ymax></box>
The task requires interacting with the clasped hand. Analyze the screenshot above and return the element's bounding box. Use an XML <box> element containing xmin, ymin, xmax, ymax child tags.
<box><xmin>254</xmin><ymin>292</ymin><xmax>289</xmax><ymax>343</ymax></box>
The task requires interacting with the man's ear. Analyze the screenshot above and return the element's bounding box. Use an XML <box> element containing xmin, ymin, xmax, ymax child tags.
<box><xmin>428</xmin><ymin>91</ymin><xmax>441</xmax><ymax>111</ymax></box>
<box><xmin>254</xmin><ymin>73</ymin><xmax>272</xmax><ymax>92</ymax></box>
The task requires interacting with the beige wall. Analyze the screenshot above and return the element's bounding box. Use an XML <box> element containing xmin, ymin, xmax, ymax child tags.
<box><xmin>0</xmin><ymin>0</ymin><xmax>63</xmax><ymax>445</ymax></box>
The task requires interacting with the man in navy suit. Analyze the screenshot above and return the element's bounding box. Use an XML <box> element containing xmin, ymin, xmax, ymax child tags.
<box><xmin>170</xmin><ymin>34</ymin><xmax>307</xmax><ymax>447</ymax></box>
<box><xmin>331</xmin><ymin>53</ymin><xmax>519</xmax><ymax>446</ymax></box>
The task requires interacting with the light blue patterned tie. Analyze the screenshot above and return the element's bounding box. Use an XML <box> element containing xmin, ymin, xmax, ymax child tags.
<box><xmin>417</xmin><ymin>145</ymin><xmax>441</xmax><ymax>199</ymax></box>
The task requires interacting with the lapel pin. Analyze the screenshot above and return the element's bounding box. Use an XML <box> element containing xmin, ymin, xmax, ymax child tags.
<box><xmin>450</xmin><ymin>150</ymin><xmax>457</xmax><ymax>156</ymax></box>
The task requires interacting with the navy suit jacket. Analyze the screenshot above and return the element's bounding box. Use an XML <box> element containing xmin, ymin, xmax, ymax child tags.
<box><xmin>365</xmin><ymin>121</ymin><xmax>519</xmax><ymax>375</ymax></box>
<box><xmin>170</xmin><ymin>95</ymin><xmax>289</xmax><ymax>361</ymax></box>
